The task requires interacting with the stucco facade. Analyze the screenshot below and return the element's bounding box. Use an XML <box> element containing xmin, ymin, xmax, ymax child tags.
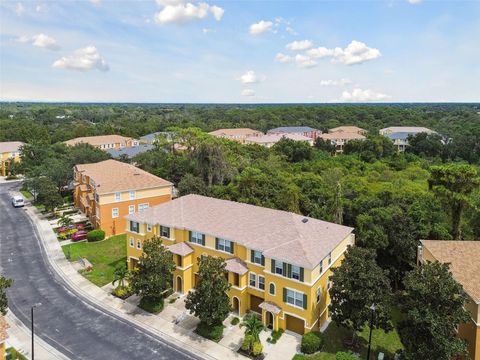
<box><xmin>0</xmin><ymin>142</ymin><xmax>24</xmax><ymax>177</ymax></box>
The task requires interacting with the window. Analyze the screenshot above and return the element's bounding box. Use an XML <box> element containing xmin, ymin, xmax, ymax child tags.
<box><xmin>130</xmin><ymin>221</ymin><xmax>140</xmax><ymax>233</ymax></box>
<box><xmin>233</xmin><ymin>273</ymin><xmax>239</xmax><ymax>287</ymax></box>
<box><xmin>216</xmin><ymin>238</ymin><xmax>233</xmax><ymax>253</ymax></box>
<box><xmin>115</xmin><ymin>192</ymin><xmax>121</xmax><ymax>201</ymax></box>
<box><xmin>161</xmin><ymin>226</ymin><xmax>170</xmax><ymax>238</ymax></box>
<box><xmin>136</xmin><ymin>240</ymin><xmax>141</xmax><ymax>250</ymax></box>
<box><xmin>129</xmin><ymin>191</ymin><xmax>136</xmax><ymax>200</ymax></box>
<box><xmin>112</xmin><ymin>208</ymin><xmax>119</xmax><ymax>218</ymax></box>
<box><xmin>129</xmin><ymin>238</ymin><xmax>134</xmax><ymax>247</ymax></box>
<box><xmin>138</xmin><ymin>203</ymin><xmax>149</xmax><ymax>212</ymax></box>
<box><xmin>147</xmin><ymin>223</ymin><xmax>152</xmax><ymax>232</ymax></box>
<box><xmin>189</xmin><ymin>231</ymin><xmax>204</xmax><ymax>245</ymax></box>
<box><xmin>327</xmin><ymin>277</ymin><xmax>332</xmax><ymax>290</ymax></box>
<box><xmin>269</xmin><ymin>283</ymin><xmax>276</xmax><ymax>295</ymax></box>
<box><xmin>258</xmin><ymin>276</ymin><xmax>265</xmax><ymax>290</ymax></box>
<box><xmin>95</xmin><ymin>193</ymin><xmax>99</xmax><ymax>202</ymax></box>
<box><xmin>284</xmin><ymin>288</ymin><xmax>306</xmax><ymax>309</ymax></box>
<box><xmin>251</xmin><ymin>250</ymin><xmax>264</xmax><ymax>265</ymax></box>
<box><xmin>274</xmin><ymin>260</ymin><xmax>283</xmax><ymax>275</ymax></box>
<box><xmin>249</xmin><ymin>273</ymin><xmax>256</xmax><ymax>287</ymax></box>
<box><xmin>319</xmin><ymin>260</ymin><xmax>323</xmax><ymax>274</ymax></box>
<box><xmin>128</xmin><ymin>205</ymin><xmax>135</xmax><ymax>214</ymax></box>
<box><xmin>327</xmin><ymin>252</ymin><xmax>332</xmax><ymax>265</ymax></box>
<box><xmin>316</xmin><ymin>288</ymin><xmax>321</xmax><ymax>304</ymax></box>
<box><xmin>291</xmin><ymin>265</ymin><xmax>301</xmax><ymax>280</ymax></box>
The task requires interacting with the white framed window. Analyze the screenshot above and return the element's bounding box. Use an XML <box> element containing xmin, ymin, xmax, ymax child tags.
<box><xmin>112</xmin><ymin>208</ymin><xmax>119</xmax><ymax>218</ymax></box>
<box><xmin>161</xmin><ymin>226</ymin><xmax>170</xmax><ymax>238</ymax></box>
<box><xmin>291</xmin><ymin>265</ymin><xmax>301</xmax><ymax>280</ymax></box>
<box><xmin>251</xmin><ymin>250</ymin><xmax>263</xmax><ymax>265</ymax></box>
<box><xmin>128</xmin><ymin>205</ymin><xmax>135</xmax><ymax>214</ymax></box>
<box><xmin>274</xmin><ymin>260</ymin><xmax>283</xmax><ymax>275</ymax></box>
<box><xmin>216</xmin><ymin>238</ymin><xmax>233</xmax><ymax>253</ymax></box>
<box><xmin>136</xmin><ymin>240</ymin><xmax>141</xmax><ymax>249</ymax></box>
<box><xmin>316</xmin><ymin>288</ymin><xmax>321</xmax><ymax>304</ymax></box>
<box><xmin>147</xmin><ymin>223</ymin><xmax>152</xmax><ymax>232</ymax></box>
<box><xmin>269</xmin><ymin>282</ymin><xmax>276</xmax><ymax>295</ymax></box>
<box><xmin>129</xmin><ymin>191</ymin><xmax>136</xmax><ymax>200</ymax></box>
<box><xmin>130</xmin><ymin>221</ymin><xmax>140</xmax><ymax>233</ymax></box>
<box><xmin>115</xmin><ymin>192</ymin><xmax>121</xmax><ymax>201</ymax></box>
<box><xmin>129</xmin><ymin>238</ymin><xmax>134</xmax><ymax>247</ymax></box>
<box><xmin>190</xmin><ymin>231</ymin><xmax>204</xmax><ymax>245</ymax></box>
<box><xmin>285</xmin><ymin>288</ymin><xmax>304</xmax><ymax>308</ymax></box>
<box><xmin>138</xmin><ymin>203</ymin><xmax>149</xmax><ymax>212</ymax></box>
<box><xmin>249</xmin><ymin>273</ymin><xmax>256</xmax><ymax>287</ymax></box>
<box><xmin>258</xmin><ymin>275</ymin><xmax>265</xmax><ymax>291</ymax></box>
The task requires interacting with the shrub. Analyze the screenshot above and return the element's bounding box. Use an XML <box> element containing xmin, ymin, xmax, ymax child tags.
<box><xmin>252</xmin><ymin>341</ymin><xmax>263</xmax><ymax>356</ymax></box>
<box><xmin>267</xmin><ymin>328</ymin><xmax>284</xmax><ymax>344</ymax></box>
<box><xmin>195</xmin><ymin>322</ymin><xmax>224</xmax><ymax>342</ymax></box>
<box><xmin>241</xmin><ymin>335</ymin><xmax>254</xmax><ymax>351</ymax></box>
<box><xmin>301</xmin><ymin>331</ymin><xmax>324</xmax><ymax>354</ymax></box>
<box><xmin>231</xmin><ymin>317</ymin><xmax>240</xmax><ymax>326</ymax></box>
<box><xmin>6</xmin><ymin>175</ymin><xmax>18</xmax><ymax>180</ymax></box>
<box><xmin>336</xmin><ymin>351</ymin><xmax>360</xmax><ymax>360</ymax></box>
<box><xmin>86</xmin><ymin>229</ymin><xmax>105</xmax><ymax>242</ymax></box>
<box><xmin>112</xmin><ymin>286</ymin><xmax>132</xmax><ymax>299</ymax></box>
<box><xmin>139</xmin><ymin>297</ymin><xmax>164</xmax><ymax>314</ymax></box>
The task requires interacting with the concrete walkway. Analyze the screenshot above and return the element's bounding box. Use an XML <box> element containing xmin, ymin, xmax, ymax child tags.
<box><xmin>23</xmin><ymin>203</ymin><xmax>247</xmax><ymax>360</ymax></box>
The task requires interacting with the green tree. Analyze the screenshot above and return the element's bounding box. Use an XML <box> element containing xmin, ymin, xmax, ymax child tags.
<box><xmin>429</xmin><ymin>164</ymin><xmax>480</xmax><ymax>239</ymax></box>
<box><xmin>406</xmin><ymin>133</ymin><xmax>445</xmax><ymax>158</ymax></box>
<box><xmin>398</xmin><ymin>262</ymin><xmax>471</xmax><ymax>360</ymax></box>
<box><xmin>178</xmin><ymin>173</ymin><xmax>208</xmax><ymax>196</ymax></box>
<box><xmin>328</xmin><ymin>246</ymin><xmax>392</xmax><ymax>344</ymax></box>
<box><xmin>192</xmin><ymin>139</ymin><xmax>232</xmax><ymax>186</ymax></box>
<box><xmin>314</xmin><ymin>138</ymin><xmax>336</xmax><ymax>154</ymax></box>
<box><xmin>0</xmin><ymin>275</ymin><xmax>13</xmax><ymax>315</ymax></box>
<box><xmin>112</xmin><ymin>265</ymin><xmax>130</xmax><ymax>289</ymax></box>
<box><xmin>344</xmin><ymin>136</ymin><xmax>396</xmax><ymax>162</ymax></box>
<box><xmin>58</xmin><ymin>214</ymin><xmax>73</xmax><ymax>228</ymax></box>
<box><xmin>273</xmin><ymin>138</ymin><xmax>313</xmax><ymax>162</ymax></box>
<box><xmin>240</xmin><ymin>314</ymin><xmax>264</xmax><ymax>342</ymax></box>
<box><xmin>185</xmin><ymin>256</ymin><xmax>231</xmax><ymax>326</ymax></box>
<box><xmin>130</xmin><ymin>236</ymin><xmax>175</xmax><ymax>305</ymax></box>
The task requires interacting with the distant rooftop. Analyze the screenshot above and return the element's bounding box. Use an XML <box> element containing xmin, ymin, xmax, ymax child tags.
<box><xmin>106</xmin><ymin>144</ymin><xmax>154</xmax><ymax>159</ymax></box>
<box><xmin>268</xmin><ymin>126</ymin><xmax>320</xmax><ymax>134</ymax></box>
<box><xmin>319</xmin><ymin>132</ymin><xmax>366</xmax><ymax>141</ymax></box>
<box><xmin>140</xmin><ymin>132</ymin><xmax>173</xmax><ymax>142</ymax></box>
<box><xmin>0</xmin><ymin>141</ymin><xmax>24</xmax><ymax>153</ymax></box>
<box><xmin>329</xmin><ymin>126</ymin><xmax>366</xmax><ymax>134</ymax></box>
<box><xmin>209</xmin><ymin>128</ymin><xmax>263</xmax><ymax>137</ymax></box>
<box><xmin>247</xmin><ymin>133</ymin><xmax>312</xmax><ymax>144</ymax></box>
<box><xmin>64</xmin><ymin>135</ymin><xmax>135</xmax><ymax>147</ymax></box>
<box><xmin>380</xmin><ymin>126</ymin><xmax>436</xmax><ymax>134</ymax></box>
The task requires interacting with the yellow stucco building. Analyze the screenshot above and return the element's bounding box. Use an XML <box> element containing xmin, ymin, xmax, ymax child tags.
<box><xmin>0</xmin><ymin>141</ymin><xmax>24</xmax><ymax>177</ymax></box>
<box><xmin>418</xmin><ymin>240</ymin><xmax>480</xmax><ymax>360</ymax></box>
<box><xmin>0</xmin><ymin>315</ymin><xmax>8</xmax><ymax>359</ymax></box>
<box><xmin>126</xmin><ymin>194</ymin><xmax>354</xmax><ymax>334</ymax></box>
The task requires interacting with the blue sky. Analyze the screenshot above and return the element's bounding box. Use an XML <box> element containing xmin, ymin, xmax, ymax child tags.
<box><xmin>0</xmin><ymin>0</ymin><xmax>479</xmax><ymax>103</ymax></box>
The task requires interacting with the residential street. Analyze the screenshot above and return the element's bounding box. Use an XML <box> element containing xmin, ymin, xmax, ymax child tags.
<box><xmin>0</xmin><ymin>182</ymin><xmax>200</xmax><ymax>360</ymax></box>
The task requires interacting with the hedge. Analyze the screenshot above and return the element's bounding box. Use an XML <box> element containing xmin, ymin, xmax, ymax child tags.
<box><xmin>301</xmin><ymin>331</ymin><xmax>324</xmax><ymax>354</ymax></box>
<box><xmin>86</xmin><ymin>229</ymin><xmax>105</xmax><ymax>242</ymax></box>
<box><xmin>195</xmin><ymin>322</ymin><xmax>224</xmax><ymax>342</ymax></box>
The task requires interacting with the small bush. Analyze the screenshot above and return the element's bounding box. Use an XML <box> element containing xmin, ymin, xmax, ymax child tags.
<box><xmin>87</xmin><ymin>229</ymin><xmax>105</xmax><ymax>242</ymax></box>
<box><xmin>292</xmin><ymin>355</ymin><xmax>308</xmax><ymax>360</ymax></box>
<box><xmin>301</xmin><ymin>331</ymin><xmax>324</xmax><ymax>354</ymax></box>
<box><xmin>267</xmin><ymin>328</ymin><xmax>284</xmax><ymax>344</ymax></box>
<box><xmin>252</xmin><ymin>341</ymin><xmax>263</xmax><ymax>356</ymax></box>
<box><xmin>241</xmin><ymin>335</ymin><xmax>254</xmax><ymax>351</ymax></box>
<box><xmin>195</xmin><ymin>322</ymin><xmax>224</xmax><ymax>342</ymax></box>
<box><xmin>139</xmin><ymin>297</ymin><xmax>164</xmax><ymax>314</ymax></box>
<box><xmin>169</xmin><ymin>296</ymin><xmax>178</xmax><ymax>303</ymax></box>
<box><xmin>231</xmin><ymin>317</ymin><xmax>240</xmax><ymax>326</ymax></box>
<box><xmin>336</xmin><ymin>351</ymin><xmax>360</xmax><ymax>360</ymax></box>
<box><xmin>6</xmin><ymin>175</ymin><xmax>18</xmax><ymax>180</ymax></box>
<box><xmin>112</xmin><ymin>286</ymin><xmax>132</xmax><ymax>299</ymax></box>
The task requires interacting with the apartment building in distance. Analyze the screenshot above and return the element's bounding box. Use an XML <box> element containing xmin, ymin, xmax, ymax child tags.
<box><xmin>64</xmin><ymin>135</ymin><xmax>139</xmax><ymax>150</ymax></box>
<box><xmin>74</xmin><ymin>159</ymin><xmax>172</xmax><ymax>236</ymax></box>
<box><xmin>0</xmin><ymin>141</ymin><xmax>24</xmax><ymax>176</ymax></box>
<box><xmin>318</xmin><ymin>131</ymin><xmax>366</xmax><ymax>154</ymax></box>
<box><xmin>0</xmin><ymin>315</ymin><xmax>7</xmax><ymax>360</ymax></box>
<box><xmin>418</xmin><ymin>240</ymin><xmax>480</xmax><ymax>360</ymax></box>
<box><xmin>208</xmin><ymin>128</ymin><xmax>263</xmax><ymax>144</ymax></box>
<box><xmin>268</xmin><ymin>126</ymin><xmax>321</xmax><ymax>140</ymax></box>
<box><xmin>329</xmin><ymin>126</ymin><xmax>367</xmax><ymax>136</ymax></box>
<box><xmin>379</xmin><ymin>126</ymin><xmax>436</xmax><ymax>152</ymax></box>
<box><xmin>125</xmin><ymin>194</ymin><xmax>354</xmax><ymax>334</ymax></box>
<box><xmin>245</xmin><ymin>133</ymin><xmax>314</xmax><ymax>148</ymax></box>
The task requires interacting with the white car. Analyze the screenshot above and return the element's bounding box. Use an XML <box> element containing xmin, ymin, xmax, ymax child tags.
<box><xmin>11</xmin><ymin>195</ymin><xmax>25</xmax><ymax>208</ymax></box>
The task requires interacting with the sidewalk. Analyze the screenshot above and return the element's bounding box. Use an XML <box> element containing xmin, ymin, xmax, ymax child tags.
<box><xmin>23</xmin><ymin>204</ymin><xmax>246</xmax><ymax>360</ymax></box>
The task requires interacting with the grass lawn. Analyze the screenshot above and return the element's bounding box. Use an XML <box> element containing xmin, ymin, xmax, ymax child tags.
<box><xmin>62</xmin><ymin>234</ymin><xmax>127</xmax><ymax>287</ymax></box>
<box><xmin>294</xmin><ymin>309</ymin><xmax>404</xmax><ymax>360</ymax></box>
<box><xmin>20</xmin><ymin>190</ymin><xmax>33</xmax><ymax>200</ymax></box>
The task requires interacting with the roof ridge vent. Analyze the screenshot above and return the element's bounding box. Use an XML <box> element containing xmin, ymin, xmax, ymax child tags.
<box><xmin>302</xmin><ymin>218</ymin><xmax>308</xmax><ymax>223</ymax></box>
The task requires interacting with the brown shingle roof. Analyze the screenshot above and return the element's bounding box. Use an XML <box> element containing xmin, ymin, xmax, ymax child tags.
<box><xmin>421</xmin><ymin>240</ymin><xmax>480</xmax><ymax>303</ymax></box>
<box><xmin>126</xmin><ymin>195</ymin><xmax>353</xmax><ymax>268</ymax></box>
<box><xmin>319</xmin><ymin>132</ymin><xmax>366</xmax><ymax>141</ymax></box>
<box><xmin>259</xmin><ymin>301</ymin><xmax>282</xmax><ymax>315</ymax></box>
<box><xmin>64</xmin><ymin>135</ymin><xmax>134</xmax><ymax>147</ymax></box>
<box><xmin>0</xmin><ymin>315</ymin><xmax>8</xmax><ymax>343</ymax></box>
<box><xmin>329</xmin><ymin>126</ymin><xmax>366</xmax><ymax>134</ymax></box>
<box><xmin>168</xmin><ymin>242</ymin><xmax>194</xmax><ymax>256</ymax></box>
<box><xmin>225</xmin><ymin>258</ymin><xmax>249</xmax><ymax>275</ymax></box>
<box><xmin>209</xmin><ymin>128</ymin><xmax>263</xmax><ymax>137</ymax></box>
<box><xmin>75</xmin><ymin>159</ymin><xmax>172</xmax><ymax>194</ymax></box>
<box><xmin>0</xmin><ymin>141</ymin><xmax>24</xmax><ymax>154</ymax></box>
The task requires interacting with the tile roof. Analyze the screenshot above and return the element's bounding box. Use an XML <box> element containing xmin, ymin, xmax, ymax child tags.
<box><xmin>225</xmin><ymin>257</ymin><xmax>249</xmax><ymax>275</ymax></box>
<box><xmin>421</xmin><ymin>240</ymin><xmax>480</xmax><ymax>303</ymax></box>
<box><xmin>259</xmin><ymin>301</ymin><xmax>282</xmax><ymax>315</ymax></box>
<box><xmin>106</xmin><ymin>144</ymin><xmax>154</xmax><ymax>159</ymax></box>
<box><xmin>246</xmin><ymin>133</ymin><xmax>312</xmax><ymax>145</ymax></box>
<box><xmin>268</xmin><ymin>126</ymin><xmax>319</xmax><ymax>134</ymax></box>
<box><xmin>0</xmin><ymin>141</ymin><xmax>24</xmax><ymax>153</ymax></box>
<box><xmin>168</xmin><ymin>242</ymin><xmax>194</xmax><ymax>256</ymax></box>
<box><xmin>208</xmin><ymin>128</ymin><xmax>263</xmax><ymax>137</ymax></box>
<box><xmin>0</xmin><ymin>315</ymin><xmax>8</xmax><ymax>343</ymax></box>
<box><xmin>380</xmin><ymin>126</ymin><xmax>436</xmax><ymax>134</ymax></box>
<box><xmin>329</xmin><ymin>126</ymin><xmax>366</xmax><ymax>134</ymax></box>
<box><xmin>319</xmin><ymin>132</ymin><xmax>366</xmax><ymax>141</ymax></box>
<box><xmin>126</xmin><ymin>195</ymin><xmax>354</xmax><ymax>268</ymax></box>
<box><xmin>64</xmin><ymin>135</ymin><xmax>135</xmax><ymax>147</ymax></box>
<box><xmin>75</xmin><ymin>159</ymin><xmax>172</xmax><ymax>194</ymax></box>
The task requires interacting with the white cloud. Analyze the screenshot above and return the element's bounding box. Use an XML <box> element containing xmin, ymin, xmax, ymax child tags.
<box><xmin>249</xmin><ymin>20</ymin><xmax>273</xmax><ymax>35</ymax></box>
<box><xmin>52</xmin><ymin>46</ymin><xmax>109</xmax><ymax>72</ymax></box>
<box><xmin>90</xmin><ymin>0</ymin><xmax>102</xmax><ymax>5</ymax></box>
<box><xmin>407</xmin><ymin>0</ymin><xmax>422</xmax><ymax>4</ymax></box>
<box><xmin>286</xmin><ymin>40</ymin><xmax>313</xmax><ymax>51</ymax></box>
<box><xmin>238</xmin><ymin>70</ymin><xmax>265</xmax><ymax>84</ymax></box>
<box><xmin>286</xmin><ymin>27</ymin><xmax>297</xmax><ymax>35</ymax></box>
<box><xmin>17</xmin><ymin>34</ymin><xmax>60</xmax><ymax>51</ymax></box>
<box><xmin>35</xmin><ymin>4</ymin><xmax>46</xmax><ymax>12</ymax></box>
<box><xmin>15</xmin><ymin>2</ymin><xmax>25</xmax><ymax>16</ymax></box>
<box><xmin>332</xmin><ymin>40</ymin><xmax>381</xmax><ymax>65</ymax></box>
<box><xmin>320</xmin><ymin>79</ymin><xmax>351</xmax><ymax>86</ymax></box>
<box><xmin>340</xmin><ymin>88</ymin><xmax>390</xmax><ymax>102</ymax></box>
<box><xmin>202</xmin><ymin>28</ymin><xmax>213</xmax><ymax>34</ymax></box>
<box><xmin>154</xmin><ymin>2</ymin><xmax>224</xmax><ymax>24</ymax></box>
<box><xmin>275</xmin><ymin>53</ymin><xmax>293</xmax><ymax>63</ymax></box>
<box><xmin>306</xmin><ymin>46</ymin><xmax>334</xmax><ymax>59</ymax></box>
<box><xmin>241</xmin><ymin>89</ymin><xmax>255</xmax><ymax>97</ymax></box>
<box><xmin>294</xmin><ymin>54</ymin><xmax>317</xmax><ymax>68</ymax></box>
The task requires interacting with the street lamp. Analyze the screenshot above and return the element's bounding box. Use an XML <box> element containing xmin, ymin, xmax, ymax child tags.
<box><xmin>366</xmin><ymin>303</ymin><xmax>376</xmax><ymax>360</ymax></box>
<box><xmin>31</xmin><ymin>302</ymin><xmax>42</xmax><ymax>360</ymax></box>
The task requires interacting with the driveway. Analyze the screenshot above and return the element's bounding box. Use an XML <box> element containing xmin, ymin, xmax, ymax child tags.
<box><xmin>0</xmin><ymin>182</ymin><xmax>201</xmax><ymax>360</ymax></box>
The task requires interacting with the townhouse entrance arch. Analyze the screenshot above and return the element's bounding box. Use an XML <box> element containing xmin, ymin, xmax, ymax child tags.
<box><xmin>232</xmin><ymin>297</ymin><xmax>240</xmax><ymax>315</ymax></box>
<box><xmin>266</xmin><ymin>311</ymin><xmax>274</xmax><ymax>329</ymax></box>
<box><xmin>176</xmin><ymin>276</ymin><xmax>182</xmax><ymax>294</ymax></box>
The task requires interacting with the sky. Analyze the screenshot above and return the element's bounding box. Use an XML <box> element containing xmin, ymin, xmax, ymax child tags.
<box><xmin>0</xmin><ymin>0</ymin><xmax>479</xmax><ymax>103</ymax></box>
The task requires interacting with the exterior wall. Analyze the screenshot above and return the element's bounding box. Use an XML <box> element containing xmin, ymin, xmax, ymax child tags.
<box><xmin>126</xmin><ymin>223</ymin><xmax>353</xmax><ymax>334</ymax></box>
<box><xmin>0</xmin><ymin>341</ymin><xmax>5</xmax><ymax>360</ymax></box>
<box><xmin>1</xmin><ymin>151</ymin><xmax>21</xmax><ymax>176</ymax></box>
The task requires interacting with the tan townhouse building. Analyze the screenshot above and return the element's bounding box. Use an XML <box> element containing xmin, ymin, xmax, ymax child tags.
<box><xmin>208</xmin><ymin>128</ymin><xmax>263</xmax><ymax>144</ymax></box>
<box><xmin>0</xmin><ymin>141</ymin><xmax>24</xmax><ymax>176</ymax></box>
<box><xmin>64</xmin><ymin>135</ymin><xmax>139</xmax><ymax>150</ymax></box>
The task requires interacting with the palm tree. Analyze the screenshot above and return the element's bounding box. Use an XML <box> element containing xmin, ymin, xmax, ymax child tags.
<box><xmin>112</xmin><ymin>265</ymin><xmax>130</xmax><ymax>289</ymax></box>
<box><xmin>58</xmin><ymin>214</ymin><xmax>73</xmax><ymax>228</ymax></box>
<box><xmin>240</xmin><ymin>314</ymin><xmax>264</xmax><ymax>342</ymax></box>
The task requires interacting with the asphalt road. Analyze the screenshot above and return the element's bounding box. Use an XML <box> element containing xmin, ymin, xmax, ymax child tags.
<box><xmin>0</xmin><ymin>182</ymin><xmax>200</xmax><ymax>360</ymax></box>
